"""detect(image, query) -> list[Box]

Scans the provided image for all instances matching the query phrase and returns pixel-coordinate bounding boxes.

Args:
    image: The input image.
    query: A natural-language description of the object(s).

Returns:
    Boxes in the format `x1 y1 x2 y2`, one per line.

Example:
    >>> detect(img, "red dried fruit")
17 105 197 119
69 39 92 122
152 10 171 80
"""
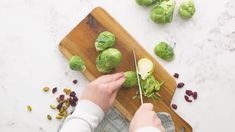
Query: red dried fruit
173 73 179 79
193 92 198 100
70 101 76 107
171 104 177 110
177 82 184 88
59 94 65 101
52 87 57 94
57 103 63 110
184 95 192 102
185 90 193 96
73 80 78 84
70 91 76 97
73 96 78 102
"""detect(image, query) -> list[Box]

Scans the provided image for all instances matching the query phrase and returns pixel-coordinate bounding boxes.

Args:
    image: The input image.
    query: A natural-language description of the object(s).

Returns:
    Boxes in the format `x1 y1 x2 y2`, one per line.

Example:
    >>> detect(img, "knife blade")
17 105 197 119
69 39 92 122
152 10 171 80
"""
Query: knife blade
132 49 144 105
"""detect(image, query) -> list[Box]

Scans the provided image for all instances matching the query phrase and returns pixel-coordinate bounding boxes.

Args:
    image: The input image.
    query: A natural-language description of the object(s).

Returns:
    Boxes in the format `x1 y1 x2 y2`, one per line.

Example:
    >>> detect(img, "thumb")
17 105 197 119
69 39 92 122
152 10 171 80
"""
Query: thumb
139 103 153 111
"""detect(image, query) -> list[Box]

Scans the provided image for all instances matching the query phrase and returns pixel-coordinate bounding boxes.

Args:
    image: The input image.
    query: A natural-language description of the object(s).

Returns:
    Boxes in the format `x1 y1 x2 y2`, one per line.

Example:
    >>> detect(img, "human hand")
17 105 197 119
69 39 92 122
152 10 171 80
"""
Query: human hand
80 72 125 112
129 103 165 132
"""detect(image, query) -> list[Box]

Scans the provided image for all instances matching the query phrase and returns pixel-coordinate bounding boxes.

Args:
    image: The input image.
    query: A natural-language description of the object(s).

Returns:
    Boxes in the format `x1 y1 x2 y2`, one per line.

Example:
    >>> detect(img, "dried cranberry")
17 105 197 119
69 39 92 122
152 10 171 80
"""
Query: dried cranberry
73 80 78 84
193 92 198 100
52 87 57 94
173 73 179 79
184 95 192 102
57 103 63 110
177 82 184 88
185 90 193 96
59 94 65 101
70 91 76 97
171 104 177 110
73 96 78 102
70 101 77 107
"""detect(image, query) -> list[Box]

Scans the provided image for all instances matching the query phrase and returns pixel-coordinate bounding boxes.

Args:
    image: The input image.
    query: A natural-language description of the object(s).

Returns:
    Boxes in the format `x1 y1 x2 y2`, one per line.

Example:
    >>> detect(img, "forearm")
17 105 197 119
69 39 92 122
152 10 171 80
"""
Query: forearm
59 100 104 132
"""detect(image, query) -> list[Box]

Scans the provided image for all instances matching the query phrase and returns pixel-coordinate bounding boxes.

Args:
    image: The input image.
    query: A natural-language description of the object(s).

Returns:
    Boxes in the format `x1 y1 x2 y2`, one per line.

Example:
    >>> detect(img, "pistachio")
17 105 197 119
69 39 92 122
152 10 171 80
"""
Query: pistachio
56 115 63 119
50 104 57 109
63 88 71 95
47 114 52 120
27 105 32 112
43 87 50 92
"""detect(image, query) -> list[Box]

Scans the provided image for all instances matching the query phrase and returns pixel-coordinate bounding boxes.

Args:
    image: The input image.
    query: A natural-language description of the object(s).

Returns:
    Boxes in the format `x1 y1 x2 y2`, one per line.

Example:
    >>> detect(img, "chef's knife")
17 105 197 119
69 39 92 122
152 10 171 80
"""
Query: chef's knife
132 49 144 105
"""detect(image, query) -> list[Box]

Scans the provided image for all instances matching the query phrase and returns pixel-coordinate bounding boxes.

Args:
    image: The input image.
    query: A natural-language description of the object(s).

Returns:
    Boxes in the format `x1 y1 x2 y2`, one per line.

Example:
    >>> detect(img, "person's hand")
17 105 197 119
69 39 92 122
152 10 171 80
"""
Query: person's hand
80 72 125 112
129 103 165 132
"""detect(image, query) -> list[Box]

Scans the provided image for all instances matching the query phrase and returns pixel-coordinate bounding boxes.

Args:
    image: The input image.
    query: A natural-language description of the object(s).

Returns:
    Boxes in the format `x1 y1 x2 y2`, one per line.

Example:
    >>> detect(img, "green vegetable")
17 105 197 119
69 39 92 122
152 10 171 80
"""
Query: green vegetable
69 56 86 72
154 42 174 61
95 31 115 52
122 71 138 88
141 75 164 98
150 0 176 24
138 58 154 80
96 48 122 73
136 0 156 6
179 0 196 19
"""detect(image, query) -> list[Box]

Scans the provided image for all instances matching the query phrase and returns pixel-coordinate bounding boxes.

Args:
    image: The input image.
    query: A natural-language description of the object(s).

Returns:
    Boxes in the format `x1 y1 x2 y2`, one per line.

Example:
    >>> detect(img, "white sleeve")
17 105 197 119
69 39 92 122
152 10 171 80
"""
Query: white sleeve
136 127 162 132
59 100 104 132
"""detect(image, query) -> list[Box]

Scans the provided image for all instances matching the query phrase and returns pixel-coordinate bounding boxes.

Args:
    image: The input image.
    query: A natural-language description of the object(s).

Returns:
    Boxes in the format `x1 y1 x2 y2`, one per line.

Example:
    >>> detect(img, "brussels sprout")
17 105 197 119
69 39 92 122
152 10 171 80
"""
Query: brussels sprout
138 58 154 80
122 71 138 88
154 42 174 61
179 0 195 19
95 31 115 52
136 0 156 6
150 0 176 24
96 48 122 73
141 75 163 97
69 56 86 72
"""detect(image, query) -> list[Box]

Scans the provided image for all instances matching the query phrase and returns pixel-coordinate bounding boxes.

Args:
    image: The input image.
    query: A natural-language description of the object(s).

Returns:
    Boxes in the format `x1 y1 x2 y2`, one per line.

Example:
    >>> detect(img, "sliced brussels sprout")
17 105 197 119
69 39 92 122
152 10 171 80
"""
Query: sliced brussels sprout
138 58 154 80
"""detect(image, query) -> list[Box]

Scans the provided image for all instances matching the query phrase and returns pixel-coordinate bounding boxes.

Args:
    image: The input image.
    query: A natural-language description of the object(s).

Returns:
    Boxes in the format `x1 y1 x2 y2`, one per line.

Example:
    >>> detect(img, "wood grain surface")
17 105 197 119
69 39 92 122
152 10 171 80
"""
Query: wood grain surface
59 7 192 132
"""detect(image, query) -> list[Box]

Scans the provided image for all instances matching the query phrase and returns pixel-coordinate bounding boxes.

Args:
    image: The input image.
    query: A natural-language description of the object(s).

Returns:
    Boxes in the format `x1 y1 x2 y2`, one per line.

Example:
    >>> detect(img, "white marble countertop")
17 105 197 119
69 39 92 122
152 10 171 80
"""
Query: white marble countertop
1 0 235 131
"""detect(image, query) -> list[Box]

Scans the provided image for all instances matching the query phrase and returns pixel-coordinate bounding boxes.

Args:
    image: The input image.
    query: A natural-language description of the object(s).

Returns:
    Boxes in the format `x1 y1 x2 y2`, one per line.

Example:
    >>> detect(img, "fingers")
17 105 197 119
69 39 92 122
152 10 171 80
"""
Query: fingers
108 76 126 92
97 72 124 83
139 103 153 111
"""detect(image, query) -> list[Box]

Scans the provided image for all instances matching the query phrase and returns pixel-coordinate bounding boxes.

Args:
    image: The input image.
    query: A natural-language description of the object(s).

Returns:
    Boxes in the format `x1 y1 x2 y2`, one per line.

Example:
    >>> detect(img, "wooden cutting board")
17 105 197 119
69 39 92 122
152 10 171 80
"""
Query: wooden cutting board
59 7 192 132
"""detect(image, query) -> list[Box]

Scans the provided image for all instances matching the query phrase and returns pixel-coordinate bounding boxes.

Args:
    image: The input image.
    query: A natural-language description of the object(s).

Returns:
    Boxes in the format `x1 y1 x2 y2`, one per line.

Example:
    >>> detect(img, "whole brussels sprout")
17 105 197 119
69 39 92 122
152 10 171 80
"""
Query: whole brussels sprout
122 71 138 88
150 0 176 24
95 31 115 52
154 42 174 61
69 56 86 72
136 0 156 6
96 48 122 73
179 0 196 19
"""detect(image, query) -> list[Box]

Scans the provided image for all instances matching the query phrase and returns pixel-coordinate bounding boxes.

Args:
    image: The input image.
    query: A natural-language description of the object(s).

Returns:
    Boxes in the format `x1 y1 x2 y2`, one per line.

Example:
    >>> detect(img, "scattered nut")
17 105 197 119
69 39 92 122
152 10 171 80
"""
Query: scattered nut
171 104 177 110
50 105 57 109
27 105 32 112
52 87 57 94
63 88 71 95
47 115 52 120
43 87 50 92
73 80 78 84
173 73 179 79
177 82 184 88
56 115 63 120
